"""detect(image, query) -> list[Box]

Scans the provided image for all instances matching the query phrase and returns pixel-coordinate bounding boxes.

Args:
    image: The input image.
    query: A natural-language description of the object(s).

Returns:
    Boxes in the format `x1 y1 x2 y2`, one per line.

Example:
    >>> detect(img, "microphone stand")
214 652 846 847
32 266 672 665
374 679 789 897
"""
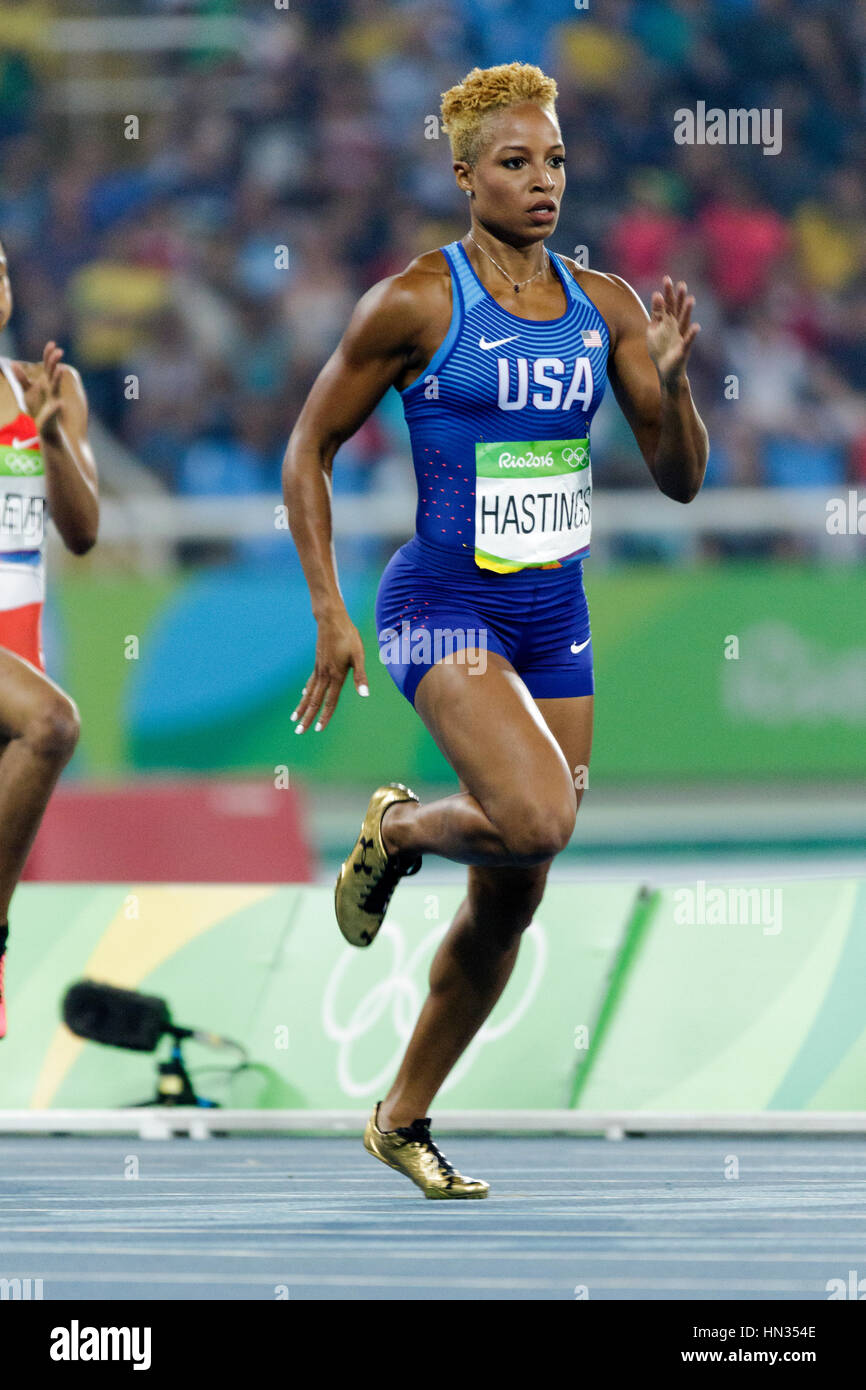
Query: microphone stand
134 1029 220 1109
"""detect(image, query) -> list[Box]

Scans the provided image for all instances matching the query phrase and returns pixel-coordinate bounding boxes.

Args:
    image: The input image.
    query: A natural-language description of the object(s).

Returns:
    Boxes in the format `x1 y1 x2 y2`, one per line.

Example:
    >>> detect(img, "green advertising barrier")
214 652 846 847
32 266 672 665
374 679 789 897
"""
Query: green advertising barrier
243 882 636 1109
53 561 866 783
2 878 865 1114
0 882 636 1111
574 877 866 1112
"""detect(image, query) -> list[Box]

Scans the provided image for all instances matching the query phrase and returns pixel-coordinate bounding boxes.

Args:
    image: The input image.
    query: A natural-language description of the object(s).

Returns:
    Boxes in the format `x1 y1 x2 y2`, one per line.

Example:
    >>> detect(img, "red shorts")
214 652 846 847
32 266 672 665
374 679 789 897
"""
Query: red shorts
0 602 45 671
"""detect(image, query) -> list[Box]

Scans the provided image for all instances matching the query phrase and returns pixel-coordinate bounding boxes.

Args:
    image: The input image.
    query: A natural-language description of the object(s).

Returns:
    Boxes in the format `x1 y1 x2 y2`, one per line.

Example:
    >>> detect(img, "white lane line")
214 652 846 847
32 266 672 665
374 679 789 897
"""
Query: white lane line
5 1207 866 1224
16 1270 828 1293
1 1175 764 1184
0 1270 575 1291
3 1225 863 1246
2 1142 861 1151
1 1188 857 1200
0 1240 861 1265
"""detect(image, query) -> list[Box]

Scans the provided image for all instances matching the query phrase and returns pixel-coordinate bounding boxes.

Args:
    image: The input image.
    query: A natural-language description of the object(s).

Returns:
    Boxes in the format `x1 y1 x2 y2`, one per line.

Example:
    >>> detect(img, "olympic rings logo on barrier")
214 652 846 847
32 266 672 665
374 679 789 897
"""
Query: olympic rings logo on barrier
321 917 548 1099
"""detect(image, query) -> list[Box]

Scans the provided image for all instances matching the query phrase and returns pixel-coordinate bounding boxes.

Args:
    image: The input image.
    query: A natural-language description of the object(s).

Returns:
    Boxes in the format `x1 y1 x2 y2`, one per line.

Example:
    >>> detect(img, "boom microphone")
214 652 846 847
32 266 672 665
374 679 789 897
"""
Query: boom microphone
63 981 171 1051
62 980 246 1057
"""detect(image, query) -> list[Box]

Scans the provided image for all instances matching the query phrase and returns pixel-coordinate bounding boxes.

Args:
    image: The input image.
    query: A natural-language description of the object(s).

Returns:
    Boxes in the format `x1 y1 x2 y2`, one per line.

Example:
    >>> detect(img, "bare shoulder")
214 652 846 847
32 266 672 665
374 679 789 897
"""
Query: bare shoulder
556 258 650 343
357 250 449 327
58 363 88 419
343 249 451 360
56 362 85 391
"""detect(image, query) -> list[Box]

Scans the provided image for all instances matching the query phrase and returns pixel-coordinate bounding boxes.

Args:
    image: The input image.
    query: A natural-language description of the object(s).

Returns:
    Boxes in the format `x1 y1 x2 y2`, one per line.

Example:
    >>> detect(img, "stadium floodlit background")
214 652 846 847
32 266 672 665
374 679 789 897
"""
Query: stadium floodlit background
2 0 866 1260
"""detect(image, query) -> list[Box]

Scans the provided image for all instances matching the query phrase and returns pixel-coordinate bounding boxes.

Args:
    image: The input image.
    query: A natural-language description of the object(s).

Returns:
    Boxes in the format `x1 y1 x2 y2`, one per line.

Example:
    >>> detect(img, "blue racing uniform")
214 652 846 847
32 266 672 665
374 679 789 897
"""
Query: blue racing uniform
376 240 610 706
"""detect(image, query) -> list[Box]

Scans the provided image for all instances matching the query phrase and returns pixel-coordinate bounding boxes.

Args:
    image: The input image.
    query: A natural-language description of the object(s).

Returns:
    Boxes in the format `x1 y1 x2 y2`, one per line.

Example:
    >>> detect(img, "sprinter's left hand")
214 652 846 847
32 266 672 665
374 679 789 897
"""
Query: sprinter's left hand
646 277 700 387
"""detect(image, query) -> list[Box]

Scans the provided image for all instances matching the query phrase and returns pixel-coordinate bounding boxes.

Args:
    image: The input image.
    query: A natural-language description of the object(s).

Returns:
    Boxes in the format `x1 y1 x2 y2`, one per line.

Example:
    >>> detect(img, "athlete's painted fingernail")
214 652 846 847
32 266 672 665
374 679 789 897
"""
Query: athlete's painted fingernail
314 721 323 732
289 709 297 721
294 723 304 734
358 684 369 696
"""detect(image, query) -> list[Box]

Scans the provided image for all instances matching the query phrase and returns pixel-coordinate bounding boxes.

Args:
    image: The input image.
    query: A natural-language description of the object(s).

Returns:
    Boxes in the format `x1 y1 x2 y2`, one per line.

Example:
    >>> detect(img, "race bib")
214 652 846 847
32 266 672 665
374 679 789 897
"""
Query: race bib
0 443 45 551
474 438 591 573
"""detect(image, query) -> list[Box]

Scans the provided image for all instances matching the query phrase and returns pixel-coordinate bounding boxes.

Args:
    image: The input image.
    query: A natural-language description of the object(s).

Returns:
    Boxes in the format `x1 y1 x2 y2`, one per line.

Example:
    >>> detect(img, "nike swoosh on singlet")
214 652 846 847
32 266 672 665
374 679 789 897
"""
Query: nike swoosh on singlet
11 436 39 450
478 335 519 350
570 638 591 654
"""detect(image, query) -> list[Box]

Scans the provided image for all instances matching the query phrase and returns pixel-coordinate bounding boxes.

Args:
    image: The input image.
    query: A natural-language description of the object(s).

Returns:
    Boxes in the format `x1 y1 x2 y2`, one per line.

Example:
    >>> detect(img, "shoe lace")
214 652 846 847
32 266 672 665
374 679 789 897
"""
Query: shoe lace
359 853 421 916
396 1118 456 1176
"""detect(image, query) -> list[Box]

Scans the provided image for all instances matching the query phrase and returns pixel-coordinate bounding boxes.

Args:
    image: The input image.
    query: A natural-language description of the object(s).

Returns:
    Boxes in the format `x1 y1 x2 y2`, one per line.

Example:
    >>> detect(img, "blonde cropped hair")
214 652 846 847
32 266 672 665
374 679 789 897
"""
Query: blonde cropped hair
440 62 559 166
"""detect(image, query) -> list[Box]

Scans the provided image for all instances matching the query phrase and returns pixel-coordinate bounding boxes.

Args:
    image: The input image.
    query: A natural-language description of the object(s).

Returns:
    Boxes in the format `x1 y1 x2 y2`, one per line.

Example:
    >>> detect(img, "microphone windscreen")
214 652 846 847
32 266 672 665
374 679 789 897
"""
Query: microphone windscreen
62 980 170 1052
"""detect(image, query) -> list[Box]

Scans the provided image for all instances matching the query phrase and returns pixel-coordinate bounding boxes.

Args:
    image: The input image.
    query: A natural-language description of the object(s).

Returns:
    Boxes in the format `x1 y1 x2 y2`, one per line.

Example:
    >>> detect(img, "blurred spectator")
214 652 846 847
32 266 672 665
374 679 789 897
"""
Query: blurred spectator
0 134 47 260
794 166 866 294
281 226 356 372
124 306 211 487
0 0 861 554
607 170 686 292
698 172 789 309
178 396 282 497
67 223 170 431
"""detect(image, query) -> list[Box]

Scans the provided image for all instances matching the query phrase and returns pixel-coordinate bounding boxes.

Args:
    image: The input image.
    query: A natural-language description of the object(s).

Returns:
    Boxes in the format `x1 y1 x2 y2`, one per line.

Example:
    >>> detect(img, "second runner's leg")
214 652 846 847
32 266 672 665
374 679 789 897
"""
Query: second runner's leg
0 649 81 1038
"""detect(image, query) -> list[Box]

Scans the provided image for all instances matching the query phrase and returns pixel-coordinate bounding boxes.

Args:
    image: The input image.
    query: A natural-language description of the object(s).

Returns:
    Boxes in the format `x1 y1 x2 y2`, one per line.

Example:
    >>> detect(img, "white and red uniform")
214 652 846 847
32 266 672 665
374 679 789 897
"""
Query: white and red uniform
0 356 46 671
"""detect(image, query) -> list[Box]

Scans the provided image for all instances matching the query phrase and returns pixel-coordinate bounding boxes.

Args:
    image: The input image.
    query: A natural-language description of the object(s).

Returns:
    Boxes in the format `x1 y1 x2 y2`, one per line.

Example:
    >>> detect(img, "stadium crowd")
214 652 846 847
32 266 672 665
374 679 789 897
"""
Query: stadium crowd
0 0 864 560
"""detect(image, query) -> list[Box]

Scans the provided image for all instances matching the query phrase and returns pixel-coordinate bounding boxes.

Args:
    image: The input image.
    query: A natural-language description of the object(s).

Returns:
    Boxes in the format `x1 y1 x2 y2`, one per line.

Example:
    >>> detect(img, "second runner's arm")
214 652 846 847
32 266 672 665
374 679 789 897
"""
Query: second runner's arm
12 344 99 554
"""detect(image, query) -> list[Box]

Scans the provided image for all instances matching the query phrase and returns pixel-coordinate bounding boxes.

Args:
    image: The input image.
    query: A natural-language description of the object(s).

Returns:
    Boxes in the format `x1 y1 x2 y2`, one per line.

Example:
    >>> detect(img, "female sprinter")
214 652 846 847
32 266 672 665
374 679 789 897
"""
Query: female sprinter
284 63 707 1198
0 237 99 1037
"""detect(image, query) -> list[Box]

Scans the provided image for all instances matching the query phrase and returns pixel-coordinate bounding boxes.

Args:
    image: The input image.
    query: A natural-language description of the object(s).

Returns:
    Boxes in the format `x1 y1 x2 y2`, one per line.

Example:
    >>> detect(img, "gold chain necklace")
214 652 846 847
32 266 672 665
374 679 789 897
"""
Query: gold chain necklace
467 233 549 294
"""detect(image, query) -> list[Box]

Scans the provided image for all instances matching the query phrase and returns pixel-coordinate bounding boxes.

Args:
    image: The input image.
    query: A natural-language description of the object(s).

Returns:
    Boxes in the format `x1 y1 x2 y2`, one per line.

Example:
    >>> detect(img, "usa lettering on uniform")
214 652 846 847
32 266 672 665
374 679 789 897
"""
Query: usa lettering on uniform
497 356 594 411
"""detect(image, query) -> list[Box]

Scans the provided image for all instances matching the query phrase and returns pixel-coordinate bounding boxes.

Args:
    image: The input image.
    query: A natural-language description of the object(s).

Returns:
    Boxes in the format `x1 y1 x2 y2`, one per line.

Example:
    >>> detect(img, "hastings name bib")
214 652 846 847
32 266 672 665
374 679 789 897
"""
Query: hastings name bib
474 438 591 573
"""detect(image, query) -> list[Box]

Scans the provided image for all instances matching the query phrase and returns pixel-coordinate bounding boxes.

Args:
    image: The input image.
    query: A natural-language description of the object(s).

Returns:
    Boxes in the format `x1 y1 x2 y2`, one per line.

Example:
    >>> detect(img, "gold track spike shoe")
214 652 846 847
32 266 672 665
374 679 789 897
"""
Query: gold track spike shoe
363 1104 490 1200
334 783 422 947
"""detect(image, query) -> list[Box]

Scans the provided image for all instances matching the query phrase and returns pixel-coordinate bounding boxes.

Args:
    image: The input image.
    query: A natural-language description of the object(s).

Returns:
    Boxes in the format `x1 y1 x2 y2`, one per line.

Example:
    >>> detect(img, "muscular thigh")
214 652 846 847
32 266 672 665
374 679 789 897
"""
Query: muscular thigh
414 649 576 829
534 694 593 808
446 686 593 804
452 688 593 899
